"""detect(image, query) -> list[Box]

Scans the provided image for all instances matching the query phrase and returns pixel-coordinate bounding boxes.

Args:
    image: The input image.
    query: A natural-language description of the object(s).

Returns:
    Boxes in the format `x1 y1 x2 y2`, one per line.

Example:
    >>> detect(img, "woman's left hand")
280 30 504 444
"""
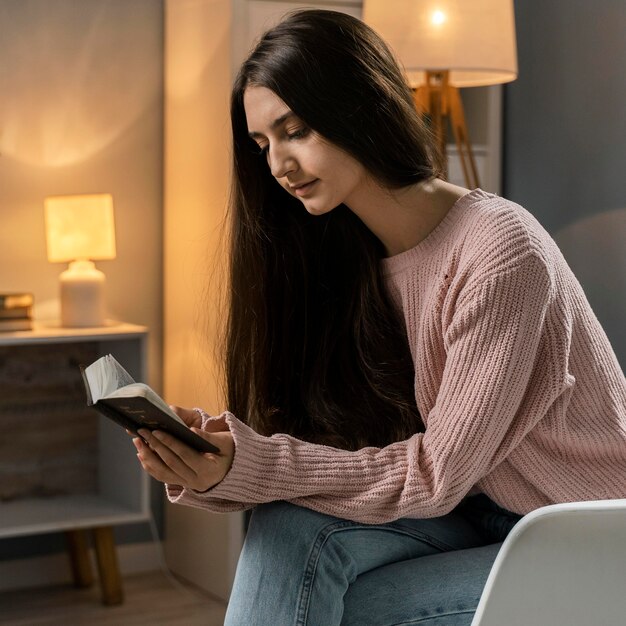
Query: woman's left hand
133 427 235 492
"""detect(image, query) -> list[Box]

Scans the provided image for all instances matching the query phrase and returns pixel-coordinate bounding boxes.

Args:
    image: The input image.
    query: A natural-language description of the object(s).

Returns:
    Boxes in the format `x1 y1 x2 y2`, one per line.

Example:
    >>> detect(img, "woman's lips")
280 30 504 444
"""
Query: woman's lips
292 179 318 197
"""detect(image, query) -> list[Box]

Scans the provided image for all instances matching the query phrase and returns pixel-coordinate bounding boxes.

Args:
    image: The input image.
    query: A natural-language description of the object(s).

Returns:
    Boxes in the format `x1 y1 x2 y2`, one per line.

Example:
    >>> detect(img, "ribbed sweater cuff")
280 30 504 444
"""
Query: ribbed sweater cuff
164 410 250 512
165 481 250 512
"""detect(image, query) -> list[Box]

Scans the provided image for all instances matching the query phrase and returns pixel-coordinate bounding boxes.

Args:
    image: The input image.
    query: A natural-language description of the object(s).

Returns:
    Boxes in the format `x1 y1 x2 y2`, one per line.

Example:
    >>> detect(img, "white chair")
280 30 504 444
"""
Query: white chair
471 499 626 626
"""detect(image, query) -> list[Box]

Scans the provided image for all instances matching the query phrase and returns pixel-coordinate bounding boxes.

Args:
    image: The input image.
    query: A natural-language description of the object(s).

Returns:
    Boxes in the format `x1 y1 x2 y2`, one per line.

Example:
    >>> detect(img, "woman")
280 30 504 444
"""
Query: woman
133 9 626 625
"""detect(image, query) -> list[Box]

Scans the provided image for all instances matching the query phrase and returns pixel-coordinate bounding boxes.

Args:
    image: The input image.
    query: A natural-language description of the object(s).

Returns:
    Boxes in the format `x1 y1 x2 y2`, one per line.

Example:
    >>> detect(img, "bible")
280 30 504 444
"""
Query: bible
80 354 220 454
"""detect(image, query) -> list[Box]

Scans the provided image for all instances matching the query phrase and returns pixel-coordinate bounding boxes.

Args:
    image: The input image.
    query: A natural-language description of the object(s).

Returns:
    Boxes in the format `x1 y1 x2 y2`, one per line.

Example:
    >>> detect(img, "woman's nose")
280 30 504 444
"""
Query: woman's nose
267 144 296 179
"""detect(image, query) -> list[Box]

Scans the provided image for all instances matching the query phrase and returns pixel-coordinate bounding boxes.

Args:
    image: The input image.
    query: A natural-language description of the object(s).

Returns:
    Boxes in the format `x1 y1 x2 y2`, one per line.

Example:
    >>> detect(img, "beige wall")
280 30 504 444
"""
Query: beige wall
0 0 164 566
163 0 243 601
0 0 164 392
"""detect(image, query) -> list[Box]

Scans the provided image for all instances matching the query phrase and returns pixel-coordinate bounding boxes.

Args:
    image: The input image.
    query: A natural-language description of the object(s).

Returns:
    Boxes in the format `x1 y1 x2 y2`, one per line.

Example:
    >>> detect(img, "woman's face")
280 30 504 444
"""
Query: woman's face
244 85 368 215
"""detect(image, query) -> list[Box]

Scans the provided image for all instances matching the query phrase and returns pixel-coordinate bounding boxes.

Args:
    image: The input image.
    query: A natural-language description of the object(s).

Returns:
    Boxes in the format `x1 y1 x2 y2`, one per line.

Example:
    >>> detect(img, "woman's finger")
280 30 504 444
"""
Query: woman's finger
134 438 187 485
137 430 199 481
140 428 207 465
169 405 202 428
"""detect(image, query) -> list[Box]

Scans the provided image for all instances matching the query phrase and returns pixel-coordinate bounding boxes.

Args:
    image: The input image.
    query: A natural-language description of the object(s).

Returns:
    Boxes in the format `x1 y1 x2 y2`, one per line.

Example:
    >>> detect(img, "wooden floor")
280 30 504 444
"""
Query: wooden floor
0 570 227 625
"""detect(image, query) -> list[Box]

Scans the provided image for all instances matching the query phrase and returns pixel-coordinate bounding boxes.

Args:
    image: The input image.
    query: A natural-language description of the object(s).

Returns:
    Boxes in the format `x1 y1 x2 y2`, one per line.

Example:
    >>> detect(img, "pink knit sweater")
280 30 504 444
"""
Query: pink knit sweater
167 190 626 523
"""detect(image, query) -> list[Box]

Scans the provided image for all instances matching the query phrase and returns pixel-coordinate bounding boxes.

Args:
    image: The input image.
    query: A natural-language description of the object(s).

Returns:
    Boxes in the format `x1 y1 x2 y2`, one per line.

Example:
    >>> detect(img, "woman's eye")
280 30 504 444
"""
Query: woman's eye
287 126 310 140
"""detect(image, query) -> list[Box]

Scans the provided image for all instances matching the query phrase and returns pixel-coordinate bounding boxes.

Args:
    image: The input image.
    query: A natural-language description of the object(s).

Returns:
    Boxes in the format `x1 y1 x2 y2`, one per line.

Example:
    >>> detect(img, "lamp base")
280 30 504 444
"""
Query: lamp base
60 260 106 327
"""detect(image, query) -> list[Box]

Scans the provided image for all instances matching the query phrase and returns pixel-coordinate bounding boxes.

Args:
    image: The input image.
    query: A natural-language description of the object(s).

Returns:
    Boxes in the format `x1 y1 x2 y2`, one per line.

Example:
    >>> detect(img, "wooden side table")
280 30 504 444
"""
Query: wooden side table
0 322 150 605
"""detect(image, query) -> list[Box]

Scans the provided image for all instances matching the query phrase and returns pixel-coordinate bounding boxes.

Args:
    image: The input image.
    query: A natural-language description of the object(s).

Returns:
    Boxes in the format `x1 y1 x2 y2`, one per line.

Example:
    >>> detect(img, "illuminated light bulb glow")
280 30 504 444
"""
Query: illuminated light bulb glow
431 10 447 26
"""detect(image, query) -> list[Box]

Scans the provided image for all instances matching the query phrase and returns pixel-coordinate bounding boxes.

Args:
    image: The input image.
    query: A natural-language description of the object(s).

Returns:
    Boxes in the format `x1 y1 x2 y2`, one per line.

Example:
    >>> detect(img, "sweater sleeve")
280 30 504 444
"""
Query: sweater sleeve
168 252 563 523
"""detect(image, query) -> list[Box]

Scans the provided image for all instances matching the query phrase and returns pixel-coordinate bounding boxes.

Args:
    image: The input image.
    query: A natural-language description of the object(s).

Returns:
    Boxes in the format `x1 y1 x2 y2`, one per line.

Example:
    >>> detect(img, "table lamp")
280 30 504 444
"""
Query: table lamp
44 194 116 327
363 0 518 188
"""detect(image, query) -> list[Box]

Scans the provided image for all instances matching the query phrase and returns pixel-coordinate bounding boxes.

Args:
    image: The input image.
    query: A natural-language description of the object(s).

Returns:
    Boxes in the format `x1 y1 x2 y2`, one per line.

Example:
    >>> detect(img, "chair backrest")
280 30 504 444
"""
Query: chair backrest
471 499 626 626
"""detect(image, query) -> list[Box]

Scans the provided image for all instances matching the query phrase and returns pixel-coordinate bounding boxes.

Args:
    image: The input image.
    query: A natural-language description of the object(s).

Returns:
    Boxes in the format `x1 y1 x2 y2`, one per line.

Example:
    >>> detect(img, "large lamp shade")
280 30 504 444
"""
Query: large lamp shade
363 0 518 87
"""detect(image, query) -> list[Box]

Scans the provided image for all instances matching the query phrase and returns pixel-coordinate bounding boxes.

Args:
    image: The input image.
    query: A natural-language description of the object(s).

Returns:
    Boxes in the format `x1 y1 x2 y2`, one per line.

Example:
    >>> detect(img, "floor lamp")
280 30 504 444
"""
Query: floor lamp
363 0 518 189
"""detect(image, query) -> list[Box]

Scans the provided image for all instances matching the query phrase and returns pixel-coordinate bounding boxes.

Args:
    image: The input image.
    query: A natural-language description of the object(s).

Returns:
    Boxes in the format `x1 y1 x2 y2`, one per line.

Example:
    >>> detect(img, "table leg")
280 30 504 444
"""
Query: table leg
93 526 124 605
65 529 94 588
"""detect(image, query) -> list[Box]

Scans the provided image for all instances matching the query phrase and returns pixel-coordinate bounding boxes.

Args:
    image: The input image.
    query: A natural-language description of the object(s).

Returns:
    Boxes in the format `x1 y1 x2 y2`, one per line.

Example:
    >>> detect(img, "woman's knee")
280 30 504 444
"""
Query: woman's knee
245 501 347 559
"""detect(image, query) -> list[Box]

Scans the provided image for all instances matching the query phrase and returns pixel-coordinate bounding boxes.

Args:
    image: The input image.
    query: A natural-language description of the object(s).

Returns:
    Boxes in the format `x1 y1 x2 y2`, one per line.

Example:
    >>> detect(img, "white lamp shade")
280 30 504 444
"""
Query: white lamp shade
363 0 518 87
45 194 116 263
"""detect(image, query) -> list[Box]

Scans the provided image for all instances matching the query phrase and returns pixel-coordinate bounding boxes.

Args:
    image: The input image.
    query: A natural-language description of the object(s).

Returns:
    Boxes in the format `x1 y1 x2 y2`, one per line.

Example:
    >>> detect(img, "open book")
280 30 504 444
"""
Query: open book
80 354 220 454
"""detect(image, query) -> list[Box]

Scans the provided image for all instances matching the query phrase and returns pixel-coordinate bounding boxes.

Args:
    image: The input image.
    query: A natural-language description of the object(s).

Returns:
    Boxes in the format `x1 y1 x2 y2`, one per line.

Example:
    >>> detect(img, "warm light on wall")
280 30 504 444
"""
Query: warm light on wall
44 194 116 327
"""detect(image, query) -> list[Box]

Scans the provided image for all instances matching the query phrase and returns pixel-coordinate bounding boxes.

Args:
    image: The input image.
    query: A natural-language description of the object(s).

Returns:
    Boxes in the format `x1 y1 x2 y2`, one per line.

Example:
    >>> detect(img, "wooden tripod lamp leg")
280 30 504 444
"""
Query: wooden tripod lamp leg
448 86 481 189
415 71 451 178
93 526 124 605
414 70 481 190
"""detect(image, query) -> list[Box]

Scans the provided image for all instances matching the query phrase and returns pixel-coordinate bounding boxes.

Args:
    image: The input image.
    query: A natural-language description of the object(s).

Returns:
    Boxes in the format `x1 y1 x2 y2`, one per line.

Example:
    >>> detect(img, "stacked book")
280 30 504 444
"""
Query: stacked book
0 293 34 332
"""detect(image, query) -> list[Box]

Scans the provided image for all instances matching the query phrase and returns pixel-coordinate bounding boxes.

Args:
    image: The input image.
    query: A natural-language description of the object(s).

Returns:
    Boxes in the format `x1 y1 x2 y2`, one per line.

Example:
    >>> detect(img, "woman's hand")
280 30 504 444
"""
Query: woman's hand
131 410 235 492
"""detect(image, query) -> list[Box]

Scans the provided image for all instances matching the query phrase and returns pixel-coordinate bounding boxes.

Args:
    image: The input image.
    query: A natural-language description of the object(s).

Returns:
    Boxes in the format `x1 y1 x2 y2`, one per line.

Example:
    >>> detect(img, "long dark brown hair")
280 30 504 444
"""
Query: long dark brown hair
224 9 441 450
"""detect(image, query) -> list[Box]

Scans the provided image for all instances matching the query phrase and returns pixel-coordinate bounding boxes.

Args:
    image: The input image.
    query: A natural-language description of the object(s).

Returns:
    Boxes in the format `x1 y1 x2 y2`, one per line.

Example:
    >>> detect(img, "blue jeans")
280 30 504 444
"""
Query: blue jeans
225 496 520 625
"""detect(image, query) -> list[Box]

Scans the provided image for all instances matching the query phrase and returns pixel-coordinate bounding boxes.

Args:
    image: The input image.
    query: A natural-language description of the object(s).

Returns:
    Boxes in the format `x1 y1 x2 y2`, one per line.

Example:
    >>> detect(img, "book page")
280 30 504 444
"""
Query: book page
84 354 135 400
85 354 135 402
107 354 135 390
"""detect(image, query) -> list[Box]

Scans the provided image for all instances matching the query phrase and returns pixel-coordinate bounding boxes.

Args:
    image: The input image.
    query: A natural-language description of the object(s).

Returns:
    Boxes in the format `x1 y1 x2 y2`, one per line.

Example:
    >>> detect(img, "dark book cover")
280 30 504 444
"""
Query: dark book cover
79 366 220 454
